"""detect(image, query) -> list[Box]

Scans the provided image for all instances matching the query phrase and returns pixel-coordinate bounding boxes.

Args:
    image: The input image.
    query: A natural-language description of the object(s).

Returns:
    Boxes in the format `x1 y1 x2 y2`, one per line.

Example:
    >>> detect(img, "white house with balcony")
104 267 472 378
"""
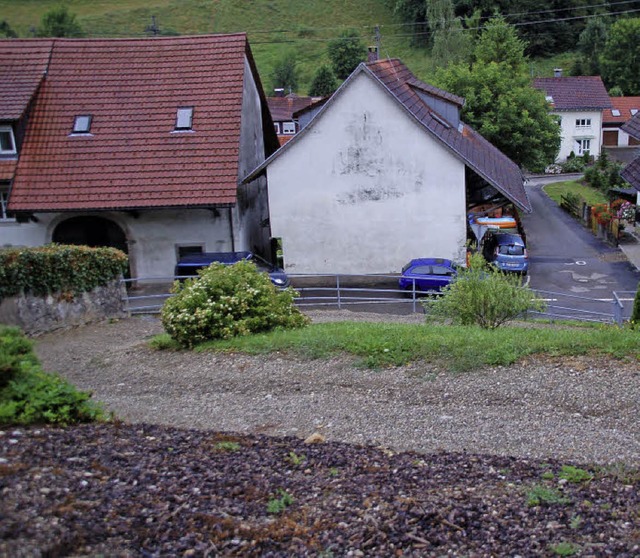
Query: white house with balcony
533 72 612 162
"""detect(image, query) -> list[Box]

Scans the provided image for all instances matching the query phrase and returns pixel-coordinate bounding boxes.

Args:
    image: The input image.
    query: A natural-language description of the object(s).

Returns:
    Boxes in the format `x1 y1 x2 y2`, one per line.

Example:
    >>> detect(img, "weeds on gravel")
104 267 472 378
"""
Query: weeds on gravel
559 465 593 484
550 541 581 556
527 485 571 506
159 321 640 371
213 441 241 452
286 451 306 466
267 489 294 514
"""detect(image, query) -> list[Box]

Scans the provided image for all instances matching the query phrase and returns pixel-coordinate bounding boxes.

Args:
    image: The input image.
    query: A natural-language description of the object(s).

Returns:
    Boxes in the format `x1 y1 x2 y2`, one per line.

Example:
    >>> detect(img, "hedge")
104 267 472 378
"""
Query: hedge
0 244 128 301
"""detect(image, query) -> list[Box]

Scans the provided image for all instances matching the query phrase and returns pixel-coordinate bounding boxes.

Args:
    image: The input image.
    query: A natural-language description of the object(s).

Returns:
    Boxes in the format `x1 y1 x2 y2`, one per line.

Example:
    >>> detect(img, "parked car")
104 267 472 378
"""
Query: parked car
399 258 458 293
174 251 290 288
482 232 529 274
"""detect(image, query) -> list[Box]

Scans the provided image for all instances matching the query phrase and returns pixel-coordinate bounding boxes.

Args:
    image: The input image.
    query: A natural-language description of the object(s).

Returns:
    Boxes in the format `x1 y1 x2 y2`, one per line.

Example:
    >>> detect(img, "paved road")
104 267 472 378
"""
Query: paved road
521 176 639 321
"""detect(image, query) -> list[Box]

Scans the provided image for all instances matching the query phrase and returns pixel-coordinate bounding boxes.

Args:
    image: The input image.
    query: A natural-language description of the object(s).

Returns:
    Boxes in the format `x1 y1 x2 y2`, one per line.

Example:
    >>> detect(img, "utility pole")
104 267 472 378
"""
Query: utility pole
375 25 381 55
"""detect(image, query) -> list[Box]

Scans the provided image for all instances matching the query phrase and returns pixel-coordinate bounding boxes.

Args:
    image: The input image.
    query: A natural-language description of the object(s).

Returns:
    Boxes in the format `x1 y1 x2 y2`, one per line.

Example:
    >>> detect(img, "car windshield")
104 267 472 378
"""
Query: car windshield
498 245 525 256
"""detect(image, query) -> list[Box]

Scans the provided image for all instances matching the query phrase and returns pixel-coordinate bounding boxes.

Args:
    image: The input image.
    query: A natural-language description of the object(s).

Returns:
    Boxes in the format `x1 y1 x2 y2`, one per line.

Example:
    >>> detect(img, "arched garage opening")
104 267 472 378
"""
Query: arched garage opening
52 216 128 254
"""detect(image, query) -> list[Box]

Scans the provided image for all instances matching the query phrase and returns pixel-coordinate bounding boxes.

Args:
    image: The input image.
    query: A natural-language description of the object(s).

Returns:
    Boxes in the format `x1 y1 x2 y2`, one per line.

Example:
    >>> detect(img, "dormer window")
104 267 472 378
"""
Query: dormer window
0 125 16 155
175 107 193 131
72 115 92 134
611 109 621 117
631 109 638 116
282 121 296 135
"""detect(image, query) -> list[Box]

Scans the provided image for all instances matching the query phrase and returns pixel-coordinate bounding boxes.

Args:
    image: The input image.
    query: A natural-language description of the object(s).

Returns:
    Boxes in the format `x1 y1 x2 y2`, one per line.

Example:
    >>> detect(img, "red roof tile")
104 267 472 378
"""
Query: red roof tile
7 34 253 212
532 76 612 111
267 94 319 121
0 39 53 121
0 159 17 181
604 97 640 124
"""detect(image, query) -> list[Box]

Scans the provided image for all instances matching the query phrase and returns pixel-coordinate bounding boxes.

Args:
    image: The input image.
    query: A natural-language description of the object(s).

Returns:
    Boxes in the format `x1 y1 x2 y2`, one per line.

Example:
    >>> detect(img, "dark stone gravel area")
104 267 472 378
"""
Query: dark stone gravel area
1 423 639 557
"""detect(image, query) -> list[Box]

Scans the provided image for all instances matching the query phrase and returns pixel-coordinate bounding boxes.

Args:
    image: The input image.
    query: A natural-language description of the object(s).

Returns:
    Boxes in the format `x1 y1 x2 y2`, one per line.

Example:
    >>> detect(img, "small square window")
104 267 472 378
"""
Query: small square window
282 121 296 134
73 115 92 134
611 109 621 117
175 107 194 130
0 126 16 154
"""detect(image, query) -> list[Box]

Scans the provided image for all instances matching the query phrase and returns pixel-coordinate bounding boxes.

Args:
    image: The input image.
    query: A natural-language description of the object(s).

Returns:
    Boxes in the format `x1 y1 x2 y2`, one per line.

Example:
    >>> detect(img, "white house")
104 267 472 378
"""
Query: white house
245 58 530 274
533 73 612 162
1 35 278 279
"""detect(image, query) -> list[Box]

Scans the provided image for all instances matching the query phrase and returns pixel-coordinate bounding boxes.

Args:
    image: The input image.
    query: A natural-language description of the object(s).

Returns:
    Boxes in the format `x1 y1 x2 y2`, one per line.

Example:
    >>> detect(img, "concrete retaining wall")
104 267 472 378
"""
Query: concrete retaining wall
0 279 128 335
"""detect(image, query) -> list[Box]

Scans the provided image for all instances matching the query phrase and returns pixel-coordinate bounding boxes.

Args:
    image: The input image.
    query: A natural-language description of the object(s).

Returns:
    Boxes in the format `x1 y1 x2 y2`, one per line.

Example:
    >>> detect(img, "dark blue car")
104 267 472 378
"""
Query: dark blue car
399 258 458 293
174 251 290 288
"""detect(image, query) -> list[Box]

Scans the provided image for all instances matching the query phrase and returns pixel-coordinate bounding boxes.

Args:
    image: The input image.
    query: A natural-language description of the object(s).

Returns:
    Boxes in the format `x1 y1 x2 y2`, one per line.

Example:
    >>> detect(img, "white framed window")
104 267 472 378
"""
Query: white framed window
274 123 281 134
631 109 638 116
282 121 296 134
576 138 591 155
72 115 92 134
575 118 591 128
175 107 194 131
0 185 14 221
0 125 16 154
611 109 621 117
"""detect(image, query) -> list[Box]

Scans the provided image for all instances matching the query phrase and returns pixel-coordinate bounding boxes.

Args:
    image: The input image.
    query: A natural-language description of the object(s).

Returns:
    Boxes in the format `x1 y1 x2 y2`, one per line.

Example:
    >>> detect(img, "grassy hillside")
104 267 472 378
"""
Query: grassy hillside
0 0 573 93
1 0 439 93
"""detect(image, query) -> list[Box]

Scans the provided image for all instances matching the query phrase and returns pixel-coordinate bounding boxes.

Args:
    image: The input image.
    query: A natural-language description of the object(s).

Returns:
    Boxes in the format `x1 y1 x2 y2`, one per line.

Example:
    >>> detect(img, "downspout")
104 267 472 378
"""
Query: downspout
228 207 235 252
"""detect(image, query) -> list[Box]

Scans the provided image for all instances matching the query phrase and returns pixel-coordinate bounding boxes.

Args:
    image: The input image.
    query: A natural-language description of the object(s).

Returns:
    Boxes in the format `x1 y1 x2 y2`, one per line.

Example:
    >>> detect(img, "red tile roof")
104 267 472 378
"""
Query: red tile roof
0 159 17 181
366 59 529 212
267 94 319 121
604 97 640 124
0 39 52 121
7 34 257 212
532 76 612 111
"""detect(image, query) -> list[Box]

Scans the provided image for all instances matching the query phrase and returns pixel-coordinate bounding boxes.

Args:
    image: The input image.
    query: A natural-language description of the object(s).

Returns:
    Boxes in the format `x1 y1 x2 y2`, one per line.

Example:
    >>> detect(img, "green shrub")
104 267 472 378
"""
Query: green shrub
0 325 104 425
561 157 585 173
0 244 128 301
161 260 309 347
631 283 640 328
423 253 546 329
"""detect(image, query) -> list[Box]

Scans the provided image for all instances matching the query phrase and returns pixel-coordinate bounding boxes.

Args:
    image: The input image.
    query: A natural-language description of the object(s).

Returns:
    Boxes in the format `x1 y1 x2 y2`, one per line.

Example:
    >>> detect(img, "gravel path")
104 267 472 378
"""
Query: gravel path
33 312 640 466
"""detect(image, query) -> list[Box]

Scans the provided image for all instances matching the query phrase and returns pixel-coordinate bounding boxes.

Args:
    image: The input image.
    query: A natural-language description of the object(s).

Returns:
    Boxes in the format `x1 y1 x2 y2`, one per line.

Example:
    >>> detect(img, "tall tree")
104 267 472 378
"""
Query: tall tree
391 0 429 46
436 17 560 172
309 65 338 97
572 17 608 76
429 0 472 68
0 20 17 38
37 6 83 38
601 17 640 95
271 53 299 93
327 29 366 80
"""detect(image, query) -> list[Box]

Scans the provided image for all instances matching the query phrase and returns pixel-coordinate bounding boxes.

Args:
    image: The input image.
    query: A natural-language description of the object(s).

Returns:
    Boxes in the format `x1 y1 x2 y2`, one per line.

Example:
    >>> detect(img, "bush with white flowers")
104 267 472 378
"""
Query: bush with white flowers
161 260 309 347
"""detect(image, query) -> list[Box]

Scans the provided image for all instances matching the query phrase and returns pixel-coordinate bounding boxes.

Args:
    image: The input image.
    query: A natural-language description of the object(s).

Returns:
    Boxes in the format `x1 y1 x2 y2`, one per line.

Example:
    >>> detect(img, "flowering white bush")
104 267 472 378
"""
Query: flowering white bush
161 260 309 347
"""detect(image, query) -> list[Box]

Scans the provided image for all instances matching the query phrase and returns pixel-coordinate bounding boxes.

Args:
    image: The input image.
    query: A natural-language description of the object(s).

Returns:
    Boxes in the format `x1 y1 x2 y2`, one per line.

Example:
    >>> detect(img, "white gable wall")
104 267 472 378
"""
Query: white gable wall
266 71 467 274
555 110 604 161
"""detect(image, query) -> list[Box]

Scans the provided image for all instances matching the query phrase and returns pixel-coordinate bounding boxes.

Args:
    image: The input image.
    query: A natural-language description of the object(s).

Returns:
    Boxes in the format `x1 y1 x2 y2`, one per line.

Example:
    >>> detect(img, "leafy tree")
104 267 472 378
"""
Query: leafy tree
391 0 429 46
37 6 84 38
272 53 299 93
436 17 560 171
309 65 337 97
601 18 640 95
428 0 472 68
0 20 17 38
328 29 366 80
572 18 607 76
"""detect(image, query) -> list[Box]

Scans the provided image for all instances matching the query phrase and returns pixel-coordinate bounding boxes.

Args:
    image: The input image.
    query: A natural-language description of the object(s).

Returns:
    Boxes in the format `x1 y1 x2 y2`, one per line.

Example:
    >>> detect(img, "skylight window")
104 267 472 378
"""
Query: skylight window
631 109 638 116
72 115 92 134
612 109 621 117
0 125 16 154
175 107 194 131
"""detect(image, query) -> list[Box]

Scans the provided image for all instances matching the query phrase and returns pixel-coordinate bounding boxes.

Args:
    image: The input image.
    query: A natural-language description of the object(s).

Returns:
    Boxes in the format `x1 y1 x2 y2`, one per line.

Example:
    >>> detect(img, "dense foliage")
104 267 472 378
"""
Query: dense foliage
161 260 309 348
423 253 545 329
0 326 103 425
327 29 367 80
436 17 560 172
601 18 640 95
271 52 299 92
37 5 84 37
309 65 338 97
0 245 128 301
583 150 626 193
632 283 640 328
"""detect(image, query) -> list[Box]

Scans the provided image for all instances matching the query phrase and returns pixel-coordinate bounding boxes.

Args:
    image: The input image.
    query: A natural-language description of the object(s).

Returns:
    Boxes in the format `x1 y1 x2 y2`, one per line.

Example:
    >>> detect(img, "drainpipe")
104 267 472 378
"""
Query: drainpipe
228 207 235 252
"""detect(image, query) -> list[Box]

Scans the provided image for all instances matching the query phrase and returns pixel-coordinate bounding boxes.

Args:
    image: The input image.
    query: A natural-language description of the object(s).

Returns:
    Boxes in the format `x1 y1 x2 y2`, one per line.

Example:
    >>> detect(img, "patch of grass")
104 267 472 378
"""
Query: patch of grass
181 321 640 372
544 180 608 207
550 541 581 556
266 489 294 514
213 441 241 452
286 451 306 466
559 465 593 484
149 333 181 351
527 485 571 507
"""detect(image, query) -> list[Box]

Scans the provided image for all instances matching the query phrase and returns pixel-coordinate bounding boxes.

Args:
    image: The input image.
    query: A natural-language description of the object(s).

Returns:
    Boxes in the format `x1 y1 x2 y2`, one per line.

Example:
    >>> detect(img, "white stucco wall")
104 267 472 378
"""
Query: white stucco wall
556 110 603 161
266 71 467 274
2 209 234 279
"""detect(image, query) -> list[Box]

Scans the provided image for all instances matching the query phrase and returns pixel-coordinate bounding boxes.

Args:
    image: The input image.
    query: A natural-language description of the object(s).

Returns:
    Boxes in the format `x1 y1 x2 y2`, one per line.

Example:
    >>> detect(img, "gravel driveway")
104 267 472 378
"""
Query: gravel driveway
34 312 640 466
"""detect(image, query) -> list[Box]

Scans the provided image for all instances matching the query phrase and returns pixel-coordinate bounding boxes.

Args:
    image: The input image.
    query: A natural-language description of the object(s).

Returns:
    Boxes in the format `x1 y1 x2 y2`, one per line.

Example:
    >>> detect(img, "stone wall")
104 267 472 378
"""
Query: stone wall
0 280 128 335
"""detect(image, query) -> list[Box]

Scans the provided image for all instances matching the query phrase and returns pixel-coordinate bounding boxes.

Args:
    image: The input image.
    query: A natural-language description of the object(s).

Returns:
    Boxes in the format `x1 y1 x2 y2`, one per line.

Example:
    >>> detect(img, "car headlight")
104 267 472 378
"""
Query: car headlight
273 278 285 285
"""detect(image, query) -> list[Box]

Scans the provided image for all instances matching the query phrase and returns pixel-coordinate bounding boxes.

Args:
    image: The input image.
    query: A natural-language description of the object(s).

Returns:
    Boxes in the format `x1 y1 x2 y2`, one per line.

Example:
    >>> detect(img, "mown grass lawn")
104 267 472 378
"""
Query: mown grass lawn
544 180 608 207
153 321 639 371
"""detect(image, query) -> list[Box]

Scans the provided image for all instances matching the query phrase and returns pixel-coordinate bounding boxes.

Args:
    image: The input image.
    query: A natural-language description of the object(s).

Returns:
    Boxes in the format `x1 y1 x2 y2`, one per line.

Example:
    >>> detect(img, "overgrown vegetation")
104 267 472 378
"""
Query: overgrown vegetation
583 150 626 194
266 489 294 514
631 284 640 328
423 253 545 329
0 245 128 301
526 485 571 507
0 326 104 425
161 260 309 348
153 319 640 371
544 180 607 207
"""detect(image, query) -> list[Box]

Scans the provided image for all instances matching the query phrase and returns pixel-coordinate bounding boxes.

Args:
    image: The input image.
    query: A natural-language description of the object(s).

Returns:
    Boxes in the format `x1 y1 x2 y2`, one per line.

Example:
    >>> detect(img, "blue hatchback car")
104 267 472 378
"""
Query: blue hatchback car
482 232 529 275
399 258 458 293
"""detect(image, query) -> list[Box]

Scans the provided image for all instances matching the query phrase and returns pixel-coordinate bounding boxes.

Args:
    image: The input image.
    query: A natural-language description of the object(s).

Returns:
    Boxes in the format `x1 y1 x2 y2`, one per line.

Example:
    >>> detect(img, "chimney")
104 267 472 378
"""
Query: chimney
553 68 563 78
274 88 285 97
367 46 378 63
